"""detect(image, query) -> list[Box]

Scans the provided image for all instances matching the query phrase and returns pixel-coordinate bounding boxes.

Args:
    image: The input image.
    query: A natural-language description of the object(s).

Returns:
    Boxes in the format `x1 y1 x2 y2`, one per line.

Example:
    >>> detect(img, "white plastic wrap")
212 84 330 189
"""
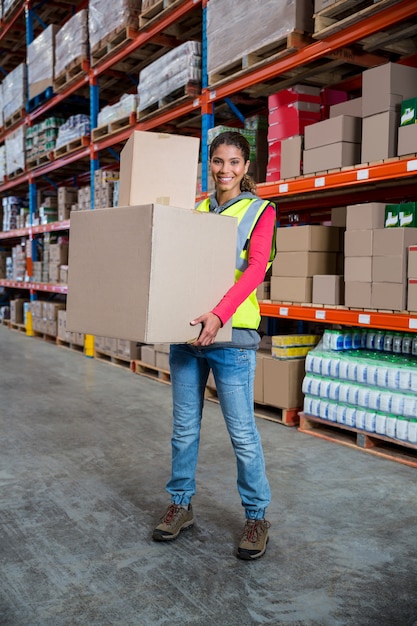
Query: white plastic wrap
88 0 141 50
5 126 25 176
3 0 16 17
55 10 89 78
27 24 58 98
0 82 3 129
97 93 138 126
207 0 314 75
55 115 90 149
0 145 6 183
138 41 201 112
3 63 27 121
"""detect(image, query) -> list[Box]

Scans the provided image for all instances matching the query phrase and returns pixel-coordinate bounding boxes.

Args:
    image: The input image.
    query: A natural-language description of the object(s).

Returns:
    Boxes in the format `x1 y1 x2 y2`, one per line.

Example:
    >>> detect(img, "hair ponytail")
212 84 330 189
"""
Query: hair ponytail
241 172 257 194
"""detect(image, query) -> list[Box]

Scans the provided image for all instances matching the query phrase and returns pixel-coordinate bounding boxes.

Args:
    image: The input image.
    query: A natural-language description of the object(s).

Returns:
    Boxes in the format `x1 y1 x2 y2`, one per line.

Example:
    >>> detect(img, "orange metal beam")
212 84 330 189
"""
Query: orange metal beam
207 0 417 101
260 302 417 334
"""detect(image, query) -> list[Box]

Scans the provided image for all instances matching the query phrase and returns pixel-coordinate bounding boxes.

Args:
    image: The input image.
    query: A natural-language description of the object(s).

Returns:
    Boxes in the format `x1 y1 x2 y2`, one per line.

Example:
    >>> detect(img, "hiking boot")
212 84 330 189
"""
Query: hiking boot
237 518 271 560
152 504 194 541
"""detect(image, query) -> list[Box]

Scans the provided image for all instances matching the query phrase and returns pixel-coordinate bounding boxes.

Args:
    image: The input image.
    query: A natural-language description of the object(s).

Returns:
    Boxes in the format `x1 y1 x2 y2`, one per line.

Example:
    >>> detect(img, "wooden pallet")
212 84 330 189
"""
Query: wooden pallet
6 168 25 181
9 322 26 333
0 319 10 328
299 413 417 469
26 153 53 171
56 337 85 354
139 0 183 29
92 113 136 142
54 135 90 158
32 330 57 344
208 31 309 88
131 359 171 384
313 0 403 39
94 349 132 369
4 108 25 130
91 25 139 67
53 57 89 94
137 81 200 120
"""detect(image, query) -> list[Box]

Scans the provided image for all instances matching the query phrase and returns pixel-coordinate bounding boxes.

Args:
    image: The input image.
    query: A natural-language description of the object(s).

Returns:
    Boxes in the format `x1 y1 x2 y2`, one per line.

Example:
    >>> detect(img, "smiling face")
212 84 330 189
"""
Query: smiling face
210 143 250 204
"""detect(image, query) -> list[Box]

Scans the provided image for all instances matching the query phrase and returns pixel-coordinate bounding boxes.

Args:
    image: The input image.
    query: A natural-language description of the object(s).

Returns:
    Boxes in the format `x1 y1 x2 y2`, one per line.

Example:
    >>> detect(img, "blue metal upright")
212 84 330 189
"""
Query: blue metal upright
89 80 100 210
200 1 214 193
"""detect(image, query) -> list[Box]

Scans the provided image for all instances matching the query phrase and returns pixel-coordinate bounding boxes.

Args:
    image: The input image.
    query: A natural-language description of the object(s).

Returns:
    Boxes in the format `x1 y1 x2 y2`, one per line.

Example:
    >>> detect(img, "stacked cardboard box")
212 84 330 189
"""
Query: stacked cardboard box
54 10 88 83
2 63 26 124
26 117 64 164
344 202 386 308
361 62 417 163
49 242 69 284
372 228 417 310
57 310 84 346
267 85 321 181
10 298 28 324
344 202 417 309
303 115 362 174
271 225 341 303
94 169 120 209
58 187 78 221
398 96 417 156
77 186 91 211
408 246 417 311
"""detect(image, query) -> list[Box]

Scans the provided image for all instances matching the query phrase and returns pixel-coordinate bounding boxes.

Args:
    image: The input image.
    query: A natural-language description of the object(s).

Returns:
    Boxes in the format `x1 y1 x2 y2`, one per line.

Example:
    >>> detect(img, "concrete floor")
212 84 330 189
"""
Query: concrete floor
1 324 417 626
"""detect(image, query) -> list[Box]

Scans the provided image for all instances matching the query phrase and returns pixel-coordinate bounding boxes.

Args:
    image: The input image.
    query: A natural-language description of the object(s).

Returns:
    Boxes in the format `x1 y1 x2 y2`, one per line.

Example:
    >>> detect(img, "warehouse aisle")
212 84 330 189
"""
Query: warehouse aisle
1 325 417 626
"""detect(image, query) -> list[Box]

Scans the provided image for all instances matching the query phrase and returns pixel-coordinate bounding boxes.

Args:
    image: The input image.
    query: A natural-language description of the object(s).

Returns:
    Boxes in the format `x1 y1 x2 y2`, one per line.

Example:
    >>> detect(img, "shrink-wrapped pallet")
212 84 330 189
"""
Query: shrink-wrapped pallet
0 145 6 183
3 0 17 17
3 63 27 123
27 24 59 100
55 10 89 78
5 126 25 176
55 114 90 150
97 93 138 126
88 0 141 51
138 41 201 112
0 82 3 129
207 0 314 77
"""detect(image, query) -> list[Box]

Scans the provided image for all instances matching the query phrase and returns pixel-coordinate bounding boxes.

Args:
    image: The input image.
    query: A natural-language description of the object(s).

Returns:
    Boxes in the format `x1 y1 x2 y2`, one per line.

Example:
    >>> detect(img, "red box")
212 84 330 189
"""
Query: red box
268 117 321 141
266 169 281 183
268 86 321 109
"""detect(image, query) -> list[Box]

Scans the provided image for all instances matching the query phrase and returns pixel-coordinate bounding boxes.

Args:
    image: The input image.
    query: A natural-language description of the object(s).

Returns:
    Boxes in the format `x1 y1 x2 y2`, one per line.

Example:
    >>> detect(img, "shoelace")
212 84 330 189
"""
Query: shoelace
161 504 182 524
242 520 271 543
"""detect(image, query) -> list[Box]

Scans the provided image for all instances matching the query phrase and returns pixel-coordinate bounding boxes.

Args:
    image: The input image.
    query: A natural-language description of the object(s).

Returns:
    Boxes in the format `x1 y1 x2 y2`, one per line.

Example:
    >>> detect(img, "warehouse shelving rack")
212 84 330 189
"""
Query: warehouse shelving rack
1 0 417 334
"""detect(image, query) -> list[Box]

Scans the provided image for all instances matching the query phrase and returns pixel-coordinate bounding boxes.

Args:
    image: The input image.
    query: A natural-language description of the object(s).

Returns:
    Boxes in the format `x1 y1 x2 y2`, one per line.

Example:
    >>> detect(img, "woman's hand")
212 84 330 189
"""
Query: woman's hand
190 312 222 347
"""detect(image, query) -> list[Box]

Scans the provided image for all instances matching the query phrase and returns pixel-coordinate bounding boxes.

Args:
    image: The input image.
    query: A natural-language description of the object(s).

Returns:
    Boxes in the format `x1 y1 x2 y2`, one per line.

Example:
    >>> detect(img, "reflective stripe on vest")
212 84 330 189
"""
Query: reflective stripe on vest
196 197 276 329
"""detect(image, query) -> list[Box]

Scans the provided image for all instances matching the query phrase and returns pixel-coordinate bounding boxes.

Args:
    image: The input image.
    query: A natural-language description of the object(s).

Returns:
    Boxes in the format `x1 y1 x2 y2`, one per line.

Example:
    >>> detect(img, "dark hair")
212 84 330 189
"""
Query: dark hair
209 131 257 194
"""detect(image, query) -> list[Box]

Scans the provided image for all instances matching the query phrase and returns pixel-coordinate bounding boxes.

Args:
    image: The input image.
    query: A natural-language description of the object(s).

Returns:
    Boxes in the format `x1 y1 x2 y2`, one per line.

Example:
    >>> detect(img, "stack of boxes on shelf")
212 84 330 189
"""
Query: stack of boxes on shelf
94 169 120 209
57 310 84 347
303 113 362 174
53 10 89 91
270 225 342 304
58 187 78 221
25 118 64 167
27 24 58 103
88 0 141 58
31 300 66 336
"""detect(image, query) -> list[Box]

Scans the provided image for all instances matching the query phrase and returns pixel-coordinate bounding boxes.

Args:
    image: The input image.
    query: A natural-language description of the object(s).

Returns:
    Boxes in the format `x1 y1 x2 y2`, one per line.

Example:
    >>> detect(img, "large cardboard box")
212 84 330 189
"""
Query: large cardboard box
312 275 344 305
344 282 372 308
344 257 372 282
303 142 361 174
408 280 417 311
362 62 417 118
254 351 269 405
329 98 363 119
118 131 200 210
276 225 340 252
280 135 303 179
361 110 400 163
272 251 337 277
304 115 362 150
344 229 374 257
372 255 407 284
346 203 386 230
373 228 417 256
398 124 417 156
263 357 305 409
408 246 417 279
270 276 312 303
371 282 406 311
67 205 237 343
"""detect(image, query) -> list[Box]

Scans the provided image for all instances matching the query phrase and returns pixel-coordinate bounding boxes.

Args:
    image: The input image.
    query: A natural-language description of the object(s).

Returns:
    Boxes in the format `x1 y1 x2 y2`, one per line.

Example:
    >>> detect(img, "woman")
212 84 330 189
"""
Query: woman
152 131 277 560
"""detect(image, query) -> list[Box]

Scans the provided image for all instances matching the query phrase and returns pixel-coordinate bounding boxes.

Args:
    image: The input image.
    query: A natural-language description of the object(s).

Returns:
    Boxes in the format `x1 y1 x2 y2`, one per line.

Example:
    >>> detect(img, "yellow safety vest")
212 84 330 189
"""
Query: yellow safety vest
196 197 276 329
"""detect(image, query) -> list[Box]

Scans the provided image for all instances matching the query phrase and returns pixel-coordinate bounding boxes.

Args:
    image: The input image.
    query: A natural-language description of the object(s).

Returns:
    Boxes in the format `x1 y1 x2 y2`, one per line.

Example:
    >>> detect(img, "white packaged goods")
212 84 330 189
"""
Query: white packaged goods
365 411 377 433
55 115 90 149
375 413 387 435
0 146 6 183
138 42 201 112
97 94 138 126
3 63 27 122
27 24 58 100
207 0 313 76
386 415 397 439
88 0 142 50
396 417 409 441
55 10 88 78
345 407 356 428
5 127 25 176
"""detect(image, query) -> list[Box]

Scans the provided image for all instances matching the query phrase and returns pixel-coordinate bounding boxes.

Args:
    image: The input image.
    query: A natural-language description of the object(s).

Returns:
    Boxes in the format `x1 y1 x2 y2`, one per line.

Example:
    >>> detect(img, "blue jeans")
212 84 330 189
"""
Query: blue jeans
166 344 271 520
